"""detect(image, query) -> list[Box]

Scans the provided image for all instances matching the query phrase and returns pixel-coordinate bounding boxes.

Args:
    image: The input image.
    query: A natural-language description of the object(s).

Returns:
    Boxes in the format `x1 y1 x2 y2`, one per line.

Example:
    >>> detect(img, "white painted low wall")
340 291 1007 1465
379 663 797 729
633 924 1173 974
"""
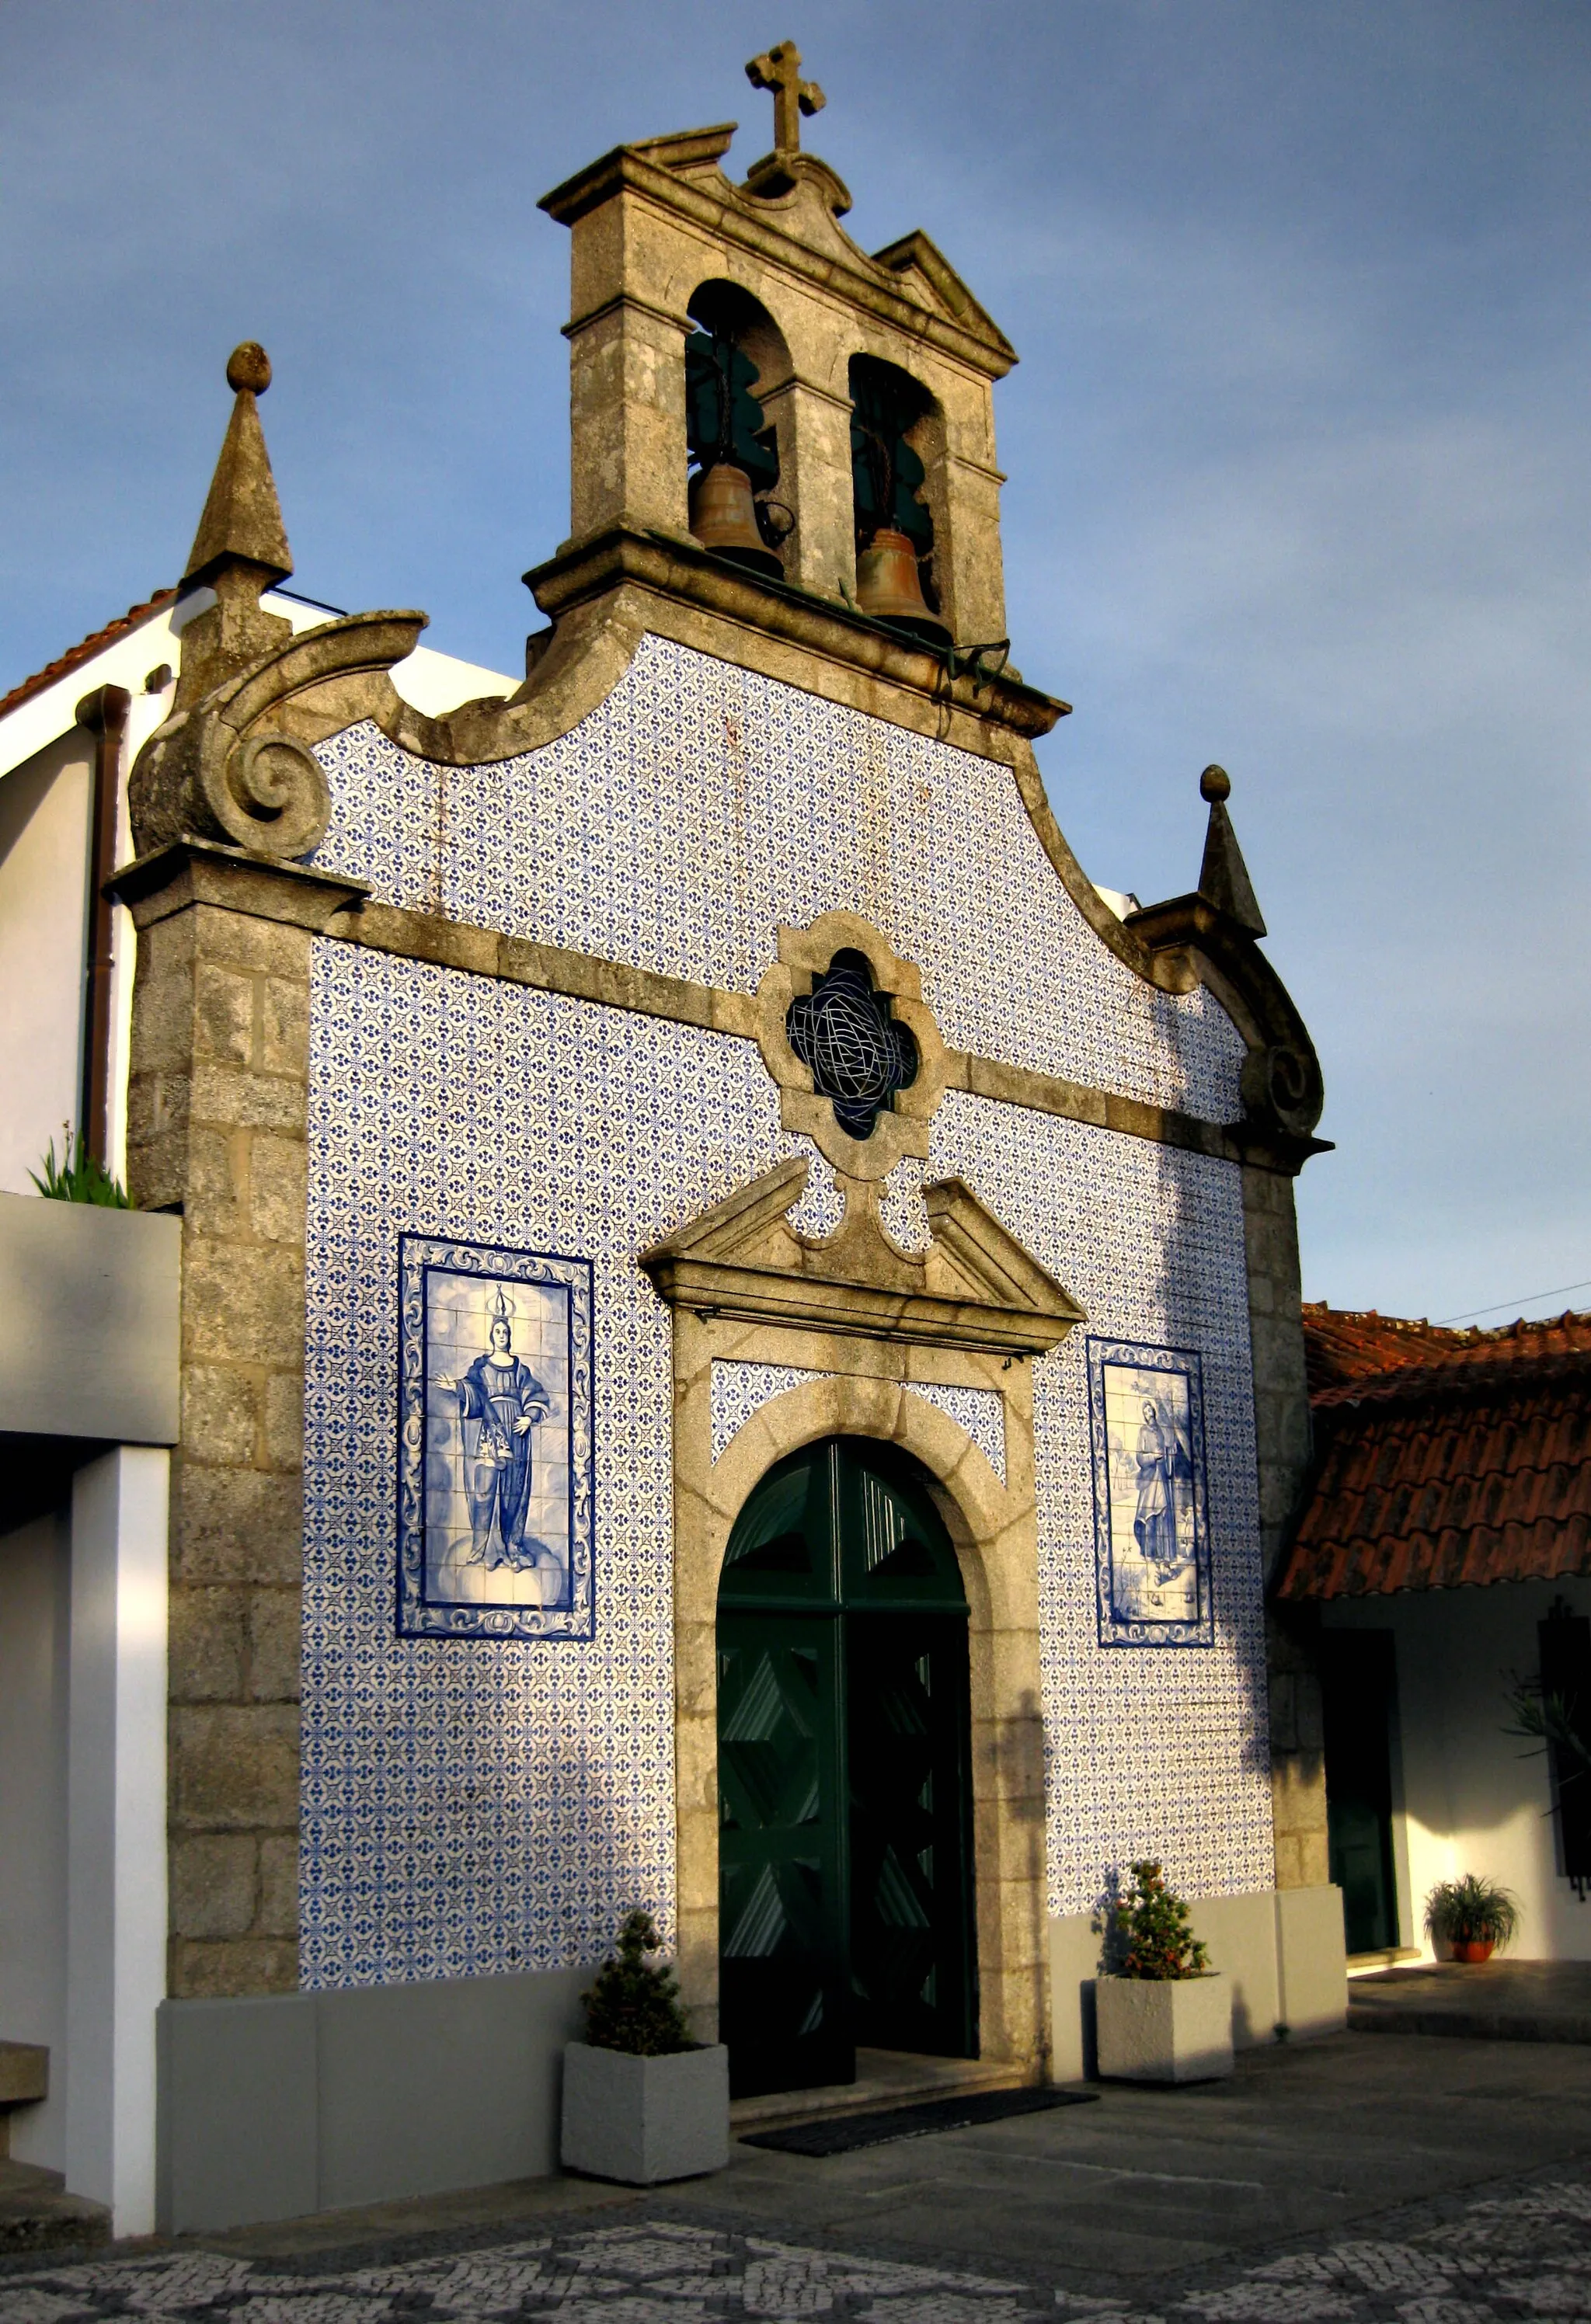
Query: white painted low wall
1324 1580 1591 1962
1049 1884 1346 2082
0 1195 179 1446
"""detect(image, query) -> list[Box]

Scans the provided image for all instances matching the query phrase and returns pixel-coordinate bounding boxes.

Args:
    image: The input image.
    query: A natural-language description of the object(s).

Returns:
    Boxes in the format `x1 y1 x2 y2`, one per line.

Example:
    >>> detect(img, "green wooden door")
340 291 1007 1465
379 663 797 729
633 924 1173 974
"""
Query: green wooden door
717 1438 975 2097
717 1614 851 2096
1321 1632 1400 1955
847 1613 976 2057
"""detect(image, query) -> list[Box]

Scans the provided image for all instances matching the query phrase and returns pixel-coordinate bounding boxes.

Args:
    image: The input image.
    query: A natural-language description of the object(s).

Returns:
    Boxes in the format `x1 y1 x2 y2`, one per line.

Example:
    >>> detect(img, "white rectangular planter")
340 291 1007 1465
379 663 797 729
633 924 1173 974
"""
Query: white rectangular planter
1095 1974 1234 2083
560 2041 729 2183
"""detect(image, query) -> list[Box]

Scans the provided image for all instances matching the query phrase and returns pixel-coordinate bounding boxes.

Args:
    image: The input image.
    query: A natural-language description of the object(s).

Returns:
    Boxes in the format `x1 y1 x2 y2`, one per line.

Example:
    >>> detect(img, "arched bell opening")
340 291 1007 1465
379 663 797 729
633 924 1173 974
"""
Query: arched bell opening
684 280 795 579
715 1434 977 2100
847 353 950 646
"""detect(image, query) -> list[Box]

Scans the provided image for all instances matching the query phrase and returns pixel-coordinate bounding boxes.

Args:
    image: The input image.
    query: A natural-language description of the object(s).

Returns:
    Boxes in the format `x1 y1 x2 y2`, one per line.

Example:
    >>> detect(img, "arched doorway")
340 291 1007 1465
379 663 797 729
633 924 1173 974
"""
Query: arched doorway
716 1435 977 2099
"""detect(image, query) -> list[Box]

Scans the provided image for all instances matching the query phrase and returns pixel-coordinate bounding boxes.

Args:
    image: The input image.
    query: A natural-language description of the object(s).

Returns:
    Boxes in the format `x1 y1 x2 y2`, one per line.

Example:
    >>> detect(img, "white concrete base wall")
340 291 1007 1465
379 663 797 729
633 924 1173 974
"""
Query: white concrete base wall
1324 1581 1591 1962
64 1449 169 2234
1050 1884 1346 2082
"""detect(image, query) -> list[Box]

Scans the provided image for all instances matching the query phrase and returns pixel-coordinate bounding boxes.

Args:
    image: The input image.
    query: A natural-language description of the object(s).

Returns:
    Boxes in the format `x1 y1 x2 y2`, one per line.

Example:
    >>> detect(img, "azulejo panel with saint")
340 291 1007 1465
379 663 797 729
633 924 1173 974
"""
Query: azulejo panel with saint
1088 1337 1213 1648
398 1233 595 1640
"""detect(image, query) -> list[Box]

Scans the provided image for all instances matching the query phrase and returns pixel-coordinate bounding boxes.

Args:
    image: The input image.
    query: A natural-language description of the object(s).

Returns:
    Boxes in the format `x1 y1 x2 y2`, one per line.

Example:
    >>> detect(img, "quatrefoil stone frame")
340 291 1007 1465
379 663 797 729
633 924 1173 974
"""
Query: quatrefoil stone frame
754 909 951 1181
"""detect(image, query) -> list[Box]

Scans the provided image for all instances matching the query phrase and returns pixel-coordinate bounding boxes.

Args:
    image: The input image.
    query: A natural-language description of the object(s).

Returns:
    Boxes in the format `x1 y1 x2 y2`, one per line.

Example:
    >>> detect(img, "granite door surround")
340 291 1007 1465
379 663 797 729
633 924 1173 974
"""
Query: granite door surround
644 1155 1084 2079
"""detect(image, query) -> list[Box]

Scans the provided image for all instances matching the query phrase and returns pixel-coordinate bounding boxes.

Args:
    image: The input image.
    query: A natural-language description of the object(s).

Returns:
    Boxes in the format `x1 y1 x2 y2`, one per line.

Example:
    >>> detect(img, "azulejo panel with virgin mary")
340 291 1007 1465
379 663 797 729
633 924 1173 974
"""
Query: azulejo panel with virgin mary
398 1233 595 1639
1087 1336 1213 1647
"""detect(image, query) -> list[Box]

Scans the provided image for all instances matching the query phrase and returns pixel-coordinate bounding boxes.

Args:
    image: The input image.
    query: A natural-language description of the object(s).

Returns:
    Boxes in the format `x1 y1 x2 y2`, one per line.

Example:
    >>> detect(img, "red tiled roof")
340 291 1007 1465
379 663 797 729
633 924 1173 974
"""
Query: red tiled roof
1277 1307 1591 1599
1300 1299 1591 1396
0 589 177 726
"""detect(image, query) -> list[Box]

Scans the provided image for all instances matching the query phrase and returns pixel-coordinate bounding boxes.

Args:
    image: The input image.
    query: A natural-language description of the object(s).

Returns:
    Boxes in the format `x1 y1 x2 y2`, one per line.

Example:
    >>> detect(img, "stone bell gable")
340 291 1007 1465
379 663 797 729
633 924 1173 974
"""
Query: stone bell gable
537 70 1014 638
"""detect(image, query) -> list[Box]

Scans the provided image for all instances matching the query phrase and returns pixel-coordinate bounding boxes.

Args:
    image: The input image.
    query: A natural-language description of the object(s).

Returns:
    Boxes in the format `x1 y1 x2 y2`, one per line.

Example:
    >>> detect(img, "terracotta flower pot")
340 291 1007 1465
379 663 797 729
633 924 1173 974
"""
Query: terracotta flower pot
1449 1939 1495 1963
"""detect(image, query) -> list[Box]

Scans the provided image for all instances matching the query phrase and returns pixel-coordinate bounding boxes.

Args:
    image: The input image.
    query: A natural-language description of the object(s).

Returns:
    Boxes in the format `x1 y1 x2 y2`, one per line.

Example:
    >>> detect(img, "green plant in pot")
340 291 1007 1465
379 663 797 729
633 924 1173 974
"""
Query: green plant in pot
1093 1863 1231 2083
580 1909 694 2055
1101 1860 1212 1980
561 1910 728 2185
1423 1874 1520 1963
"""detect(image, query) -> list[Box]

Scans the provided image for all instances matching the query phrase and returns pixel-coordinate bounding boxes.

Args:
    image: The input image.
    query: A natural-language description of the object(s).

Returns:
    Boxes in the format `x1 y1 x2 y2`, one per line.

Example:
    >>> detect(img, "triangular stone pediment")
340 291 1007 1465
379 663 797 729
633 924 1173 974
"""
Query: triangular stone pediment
639 1159 1084 1357
869 231 1016 364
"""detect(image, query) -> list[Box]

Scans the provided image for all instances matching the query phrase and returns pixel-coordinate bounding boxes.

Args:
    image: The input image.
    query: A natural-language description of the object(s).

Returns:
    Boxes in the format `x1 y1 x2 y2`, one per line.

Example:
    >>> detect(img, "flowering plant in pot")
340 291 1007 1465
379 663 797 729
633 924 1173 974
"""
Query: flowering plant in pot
560 1910 729 2184
1093 1862 1232 2083
1423 1874 1520 1964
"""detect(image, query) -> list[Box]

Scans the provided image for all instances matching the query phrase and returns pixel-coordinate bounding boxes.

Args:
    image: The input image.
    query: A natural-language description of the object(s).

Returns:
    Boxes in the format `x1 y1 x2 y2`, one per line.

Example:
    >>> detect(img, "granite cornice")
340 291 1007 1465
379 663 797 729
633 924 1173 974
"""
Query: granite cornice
1006 756 1196 999
316 894 1313 1167
561 287 696 343
524 528 1066 743
539 144 1015 377
111 837 369 934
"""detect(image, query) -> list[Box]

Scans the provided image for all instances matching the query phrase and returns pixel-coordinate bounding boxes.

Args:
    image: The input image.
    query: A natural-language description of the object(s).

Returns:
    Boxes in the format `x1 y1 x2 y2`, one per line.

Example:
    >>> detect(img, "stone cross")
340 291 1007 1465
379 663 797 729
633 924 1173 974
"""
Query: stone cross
745 40 826 154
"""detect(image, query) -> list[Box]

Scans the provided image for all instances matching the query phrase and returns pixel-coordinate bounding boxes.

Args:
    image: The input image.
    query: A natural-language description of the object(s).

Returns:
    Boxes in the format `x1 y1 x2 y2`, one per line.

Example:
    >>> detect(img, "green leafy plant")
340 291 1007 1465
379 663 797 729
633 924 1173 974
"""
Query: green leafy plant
1098 1860 1211 1981
1423 1873 1520 1949
1505 1681 1591 1786
30 1129 131 1207
581 1910 695 2056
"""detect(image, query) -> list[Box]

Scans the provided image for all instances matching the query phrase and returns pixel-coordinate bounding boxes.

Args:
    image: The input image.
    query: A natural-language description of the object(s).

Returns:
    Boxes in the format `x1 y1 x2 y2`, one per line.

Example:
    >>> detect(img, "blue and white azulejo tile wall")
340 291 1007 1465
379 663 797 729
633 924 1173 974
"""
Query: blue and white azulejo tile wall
311 636 1246 1123
301 952 814 1989
708 1359 1008 1482
299 636 1271 1991
925 1095 1272 1913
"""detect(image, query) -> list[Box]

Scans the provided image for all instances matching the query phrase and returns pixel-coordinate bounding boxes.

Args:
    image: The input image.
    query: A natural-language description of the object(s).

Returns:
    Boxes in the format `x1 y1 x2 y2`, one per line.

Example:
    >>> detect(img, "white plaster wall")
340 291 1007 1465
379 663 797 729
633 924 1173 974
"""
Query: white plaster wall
1324 1576 1591 1962
0 1509 71 2169
0 590 514 1190
0 732 92 1194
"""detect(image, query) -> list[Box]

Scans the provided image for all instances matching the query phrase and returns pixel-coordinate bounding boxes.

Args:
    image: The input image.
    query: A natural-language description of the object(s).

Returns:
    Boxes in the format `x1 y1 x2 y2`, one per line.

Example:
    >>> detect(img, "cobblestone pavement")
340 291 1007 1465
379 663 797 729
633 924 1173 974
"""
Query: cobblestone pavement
3 2176 1591 2323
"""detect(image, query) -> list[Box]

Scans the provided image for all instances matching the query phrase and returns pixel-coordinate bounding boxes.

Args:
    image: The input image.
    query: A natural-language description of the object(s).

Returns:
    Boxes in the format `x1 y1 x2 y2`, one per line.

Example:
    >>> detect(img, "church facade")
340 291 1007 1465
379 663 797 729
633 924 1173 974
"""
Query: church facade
2 50 1342 2233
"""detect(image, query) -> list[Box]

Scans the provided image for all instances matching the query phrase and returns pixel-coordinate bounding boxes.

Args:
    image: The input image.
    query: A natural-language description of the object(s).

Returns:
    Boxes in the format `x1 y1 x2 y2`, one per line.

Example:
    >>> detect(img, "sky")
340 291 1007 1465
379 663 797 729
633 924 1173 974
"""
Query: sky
4 2 1589 1327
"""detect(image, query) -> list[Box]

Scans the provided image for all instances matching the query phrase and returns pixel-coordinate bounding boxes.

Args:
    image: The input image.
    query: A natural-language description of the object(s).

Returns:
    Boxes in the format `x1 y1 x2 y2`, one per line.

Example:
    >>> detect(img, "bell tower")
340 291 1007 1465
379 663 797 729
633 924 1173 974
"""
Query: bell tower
537 42 1019 649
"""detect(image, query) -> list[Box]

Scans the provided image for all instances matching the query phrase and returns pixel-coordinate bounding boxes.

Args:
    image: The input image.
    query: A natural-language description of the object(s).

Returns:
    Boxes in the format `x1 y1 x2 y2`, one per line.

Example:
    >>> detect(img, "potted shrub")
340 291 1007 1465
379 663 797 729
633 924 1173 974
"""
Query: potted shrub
560 1910 729 2183
1094 1861 1233 2083
1423 1874 1520 1963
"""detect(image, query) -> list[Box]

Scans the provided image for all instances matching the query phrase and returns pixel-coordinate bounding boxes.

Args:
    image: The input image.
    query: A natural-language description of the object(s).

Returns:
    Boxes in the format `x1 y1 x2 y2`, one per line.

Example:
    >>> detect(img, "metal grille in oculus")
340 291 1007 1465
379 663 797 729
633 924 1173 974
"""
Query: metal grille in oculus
785 952 917 1138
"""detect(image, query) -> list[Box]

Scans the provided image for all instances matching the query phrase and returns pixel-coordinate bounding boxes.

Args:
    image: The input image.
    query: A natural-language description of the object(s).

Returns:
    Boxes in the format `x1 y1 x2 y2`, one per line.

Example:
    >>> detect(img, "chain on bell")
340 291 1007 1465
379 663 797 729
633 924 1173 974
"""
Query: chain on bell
688 463 783 579
853 527 950 645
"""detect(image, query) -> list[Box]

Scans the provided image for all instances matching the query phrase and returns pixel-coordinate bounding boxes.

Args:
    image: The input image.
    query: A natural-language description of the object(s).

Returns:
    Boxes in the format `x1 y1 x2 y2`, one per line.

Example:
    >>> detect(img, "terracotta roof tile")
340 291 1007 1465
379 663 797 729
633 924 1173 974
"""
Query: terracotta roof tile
1300 1299 1591 1395
1279 1314 1591 1601
0 589 177 726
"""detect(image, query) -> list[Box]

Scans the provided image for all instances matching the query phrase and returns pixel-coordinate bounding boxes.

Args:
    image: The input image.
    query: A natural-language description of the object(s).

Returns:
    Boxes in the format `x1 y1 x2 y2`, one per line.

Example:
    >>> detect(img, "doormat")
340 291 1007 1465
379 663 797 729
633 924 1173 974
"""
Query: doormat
740 2083 1099 2156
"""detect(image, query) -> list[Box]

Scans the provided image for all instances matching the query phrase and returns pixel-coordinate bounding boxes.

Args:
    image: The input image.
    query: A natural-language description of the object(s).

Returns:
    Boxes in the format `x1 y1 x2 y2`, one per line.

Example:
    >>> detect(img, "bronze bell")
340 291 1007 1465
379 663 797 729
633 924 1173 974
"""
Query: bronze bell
688 462 783 579
854 527 950 645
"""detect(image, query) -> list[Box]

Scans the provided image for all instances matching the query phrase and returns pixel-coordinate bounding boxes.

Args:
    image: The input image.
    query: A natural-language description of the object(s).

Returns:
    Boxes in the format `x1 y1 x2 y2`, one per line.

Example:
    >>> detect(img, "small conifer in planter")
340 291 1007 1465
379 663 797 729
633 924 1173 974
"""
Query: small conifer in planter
580 1910 694 2054
561 1909 728 2184
1094 1861 1231 2082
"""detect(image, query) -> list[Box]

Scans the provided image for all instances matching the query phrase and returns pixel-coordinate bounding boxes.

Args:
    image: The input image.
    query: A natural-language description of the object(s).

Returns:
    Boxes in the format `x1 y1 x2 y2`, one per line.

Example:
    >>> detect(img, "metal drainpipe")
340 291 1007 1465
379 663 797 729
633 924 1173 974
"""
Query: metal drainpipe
73 682 131 1170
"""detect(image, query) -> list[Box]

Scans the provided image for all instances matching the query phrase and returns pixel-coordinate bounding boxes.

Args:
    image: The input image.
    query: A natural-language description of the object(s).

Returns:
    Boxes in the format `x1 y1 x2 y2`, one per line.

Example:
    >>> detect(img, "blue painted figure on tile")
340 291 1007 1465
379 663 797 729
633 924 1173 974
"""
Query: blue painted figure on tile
1133 1397 1192 1575
1089 1344 1211 1643
437 1288 551 1569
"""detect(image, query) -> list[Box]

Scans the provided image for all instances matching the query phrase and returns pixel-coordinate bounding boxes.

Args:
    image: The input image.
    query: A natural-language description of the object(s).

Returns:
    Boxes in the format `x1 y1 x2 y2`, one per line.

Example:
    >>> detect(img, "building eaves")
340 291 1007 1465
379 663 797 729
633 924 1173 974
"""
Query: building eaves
1277 1342 1591 1601
1300 1299 1591 1397
0 589 177 727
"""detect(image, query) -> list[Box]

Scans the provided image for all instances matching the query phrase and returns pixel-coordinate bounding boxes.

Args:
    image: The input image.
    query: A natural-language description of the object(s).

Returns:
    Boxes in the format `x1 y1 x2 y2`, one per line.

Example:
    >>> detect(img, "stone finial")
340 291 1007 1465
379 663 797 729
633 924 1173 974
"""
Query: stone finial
745 40 825 152
1196 765 1266 938
183 342 293 588
174 343 296 711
